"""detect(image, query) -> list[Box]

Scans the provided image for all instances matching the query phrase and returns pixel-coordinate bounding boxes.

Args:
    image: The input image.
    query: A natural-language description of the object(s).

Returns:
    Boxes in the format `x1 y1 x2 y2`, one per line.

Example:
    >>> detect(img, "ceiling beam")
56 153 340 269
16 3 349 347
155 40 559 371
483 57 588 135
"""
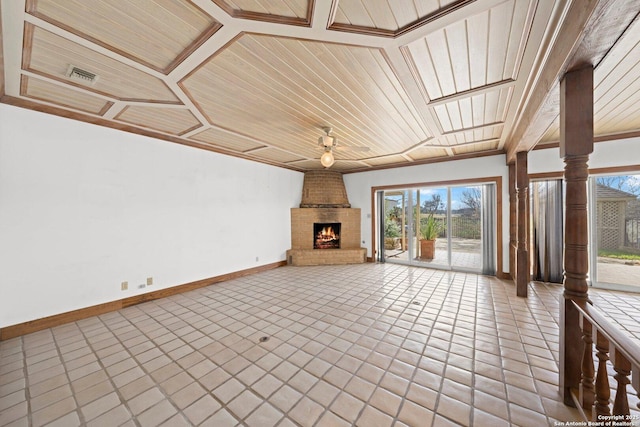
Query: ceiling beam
428 79 515 107
441 122 503 136
506 0 640 163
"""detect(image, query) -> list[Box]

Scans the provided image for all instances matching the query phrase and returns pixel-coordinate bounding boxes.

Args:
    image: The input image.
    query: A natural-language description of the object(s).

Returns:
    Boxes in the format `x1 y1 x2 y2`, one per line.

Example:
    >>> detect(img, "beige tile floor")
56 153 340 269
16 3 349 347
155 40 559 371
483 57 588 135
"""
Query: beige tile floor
0 263 638 427
590 288 640 346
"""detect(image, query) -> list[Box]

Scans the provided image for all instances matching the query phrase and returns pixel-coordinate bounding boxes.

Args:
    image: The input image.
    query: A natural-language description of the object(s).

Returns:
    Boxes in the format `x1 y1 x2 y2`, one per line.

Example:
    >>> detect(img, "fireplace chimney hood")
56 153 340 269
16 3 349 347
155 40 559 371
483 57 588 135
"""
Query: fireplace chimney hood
299 171 350 208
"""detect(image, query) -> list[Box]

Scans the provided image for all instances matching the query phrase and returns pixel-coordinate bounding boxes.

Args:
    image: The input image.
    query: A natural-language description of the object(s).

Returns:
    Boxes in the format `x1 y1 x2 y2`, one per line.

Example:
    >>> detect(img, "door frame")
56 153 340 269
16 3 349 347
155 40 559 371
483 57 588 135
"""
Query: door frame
371 176 503 274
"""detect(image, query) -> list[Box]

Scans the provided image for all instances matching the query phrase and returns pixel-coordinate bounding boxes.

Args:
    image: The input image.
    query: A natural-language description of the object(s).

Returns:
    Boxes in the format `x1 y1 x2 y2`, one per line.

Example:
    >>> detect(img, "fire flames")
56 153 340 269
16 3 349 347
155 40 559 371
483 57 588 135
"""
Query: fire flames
316 226 339 242
314 225 340 249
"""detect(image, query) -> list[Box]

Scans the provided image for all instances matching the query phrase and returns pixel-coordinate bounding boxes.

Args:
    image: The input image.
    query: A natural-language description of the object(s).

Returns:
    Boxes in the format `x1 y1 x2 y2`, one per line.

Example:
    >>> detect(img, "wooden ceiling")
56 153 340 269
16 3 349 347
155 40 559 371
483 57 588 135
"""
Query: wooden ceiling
1 0 638 172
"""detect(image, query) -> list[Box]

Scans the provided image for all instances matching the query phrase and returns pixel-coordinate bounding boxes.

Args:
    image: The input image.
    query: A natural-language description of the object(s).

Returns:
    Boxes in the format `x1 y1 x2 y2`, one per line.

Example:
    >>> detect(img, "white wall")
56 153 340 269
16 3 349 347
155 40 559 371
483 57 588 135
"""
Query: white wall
0 104 303 327
343 155 510 275
529 136 640 174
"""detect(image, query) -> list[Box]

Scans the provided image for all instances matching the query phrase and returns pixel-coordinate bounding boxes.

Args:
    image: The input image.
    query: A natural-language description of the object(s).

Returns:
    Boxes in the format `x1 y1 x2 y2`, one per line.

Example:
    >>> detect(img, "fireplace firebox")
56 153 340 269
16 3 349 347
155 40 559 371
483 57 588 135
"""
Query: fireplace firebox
314 223 340 249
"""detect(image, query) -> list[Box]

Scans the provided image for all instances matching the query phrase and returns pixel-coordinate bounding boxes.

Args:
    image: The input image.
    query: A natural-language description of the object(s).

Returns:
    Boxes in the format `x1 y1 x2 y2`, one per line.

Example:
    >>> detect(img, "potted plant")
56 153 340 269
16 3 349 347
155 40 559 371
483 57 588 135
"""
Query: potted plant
419 214 442 260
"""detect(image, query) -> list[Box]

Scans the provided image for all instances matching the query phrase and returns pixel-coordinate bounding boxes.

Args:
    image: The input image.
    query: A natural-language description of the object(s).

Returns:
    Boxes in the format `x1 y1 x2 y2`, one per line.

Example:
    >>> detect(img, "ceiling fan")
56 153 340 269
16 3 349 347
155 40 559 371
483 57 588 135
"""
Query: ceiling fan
317 127 370 168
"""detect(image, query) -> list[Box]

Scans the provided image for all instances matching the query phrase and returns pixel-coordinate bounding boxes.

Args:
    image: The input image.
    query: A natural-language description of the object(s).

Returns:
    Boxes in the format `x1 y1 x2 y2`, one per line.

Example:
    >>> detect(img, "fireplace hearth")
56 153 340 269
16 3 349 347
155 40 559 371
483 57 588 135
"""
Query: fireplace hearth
314 223 340 249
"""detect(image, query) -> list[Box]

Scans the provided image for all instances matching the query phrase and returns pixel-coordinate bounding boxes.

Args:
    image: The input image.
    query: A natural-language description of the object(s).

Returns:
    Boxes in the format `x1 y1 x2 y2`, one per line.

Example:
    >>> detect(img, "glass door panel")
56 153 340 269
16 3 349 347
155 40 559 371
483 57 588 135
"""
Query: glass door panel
415 187 449 268
382 191 406 262
590 174 640 292
450 186 482 270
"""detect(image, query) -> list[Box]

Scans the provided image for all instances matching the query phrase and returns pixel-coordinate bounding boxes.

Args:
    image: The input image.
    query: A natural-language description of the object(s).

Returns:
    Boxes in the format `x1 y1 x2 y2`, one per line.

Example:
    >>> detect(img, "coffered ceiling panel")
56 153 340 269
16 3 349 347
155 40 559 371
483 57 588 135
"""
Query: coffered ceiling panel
212 0 311 23
441 126 502 147
330 0 465 35
27 0 220 73
2 0 638 172
432 88 512 133
407 146 449 161
404 0 528 100
190 128 266 152
246 147 305 163
181 33 430 159
286 158 368 171
116 106 201 135
365 154 411 167
289 159 325 170
593 15 640 138
21 75 112 115
24 25 180 103
332 0 409 31
321 160 369 171
452 140 498 155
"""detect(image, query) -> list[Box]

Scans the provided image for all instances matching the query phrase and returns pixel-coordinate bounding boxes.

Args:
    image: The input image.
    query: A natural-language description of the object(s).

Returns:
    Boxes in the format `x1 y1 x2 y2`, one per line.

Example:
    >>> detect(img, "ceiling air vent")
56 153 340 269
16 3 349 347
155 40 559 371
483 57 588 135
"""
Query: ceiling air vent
66 65 99 85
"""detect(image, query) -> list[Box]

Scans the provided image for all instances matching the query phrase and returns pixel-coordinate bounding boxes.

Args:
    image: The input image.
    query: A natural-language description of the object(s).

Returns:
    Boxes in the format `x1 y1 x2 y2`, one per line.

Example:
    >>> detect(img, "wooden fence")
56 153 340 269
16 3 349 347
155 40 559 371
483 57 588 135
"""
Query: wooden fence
432 215 481 240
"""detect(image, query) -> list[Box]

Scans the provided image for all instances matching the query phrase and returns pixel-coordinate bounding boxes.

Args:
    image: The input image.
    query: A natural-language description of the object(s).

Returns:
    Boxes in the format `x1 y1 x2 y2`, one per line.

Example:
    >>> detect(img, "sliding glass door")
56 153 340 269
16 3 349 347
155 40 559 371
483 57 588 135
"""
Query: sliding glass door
589 173 640 292
378 183 495 274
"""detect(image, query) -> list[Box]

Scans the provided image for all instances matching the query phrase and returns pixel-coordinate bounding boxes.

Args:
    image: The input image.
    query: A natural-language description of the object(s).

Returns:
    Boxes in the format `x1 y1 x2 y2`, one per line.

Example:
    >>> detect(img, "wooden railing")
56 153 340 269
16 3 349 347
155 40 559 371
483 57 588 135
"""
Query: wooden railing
572 300 640 423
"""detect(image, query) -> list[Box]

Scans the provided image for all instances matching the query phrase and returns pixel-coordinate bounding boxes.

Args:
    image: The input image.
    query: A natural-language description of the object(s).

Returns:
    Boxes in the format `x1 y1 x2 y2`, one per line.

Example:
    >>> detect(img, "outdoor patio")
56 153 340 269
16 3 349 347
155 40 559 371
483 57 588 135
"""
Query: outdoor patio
384 238 482 271
597 257 640 290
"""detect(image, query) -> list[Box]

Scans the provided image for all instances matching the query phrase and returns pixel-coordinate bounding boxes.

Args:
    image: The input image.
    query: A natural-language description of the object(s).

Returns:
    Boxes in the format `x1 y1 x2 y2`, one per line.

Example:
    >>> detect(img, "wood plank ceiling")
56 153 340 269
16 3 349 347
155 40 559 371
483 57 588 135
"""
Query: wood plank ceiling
1 0 639 172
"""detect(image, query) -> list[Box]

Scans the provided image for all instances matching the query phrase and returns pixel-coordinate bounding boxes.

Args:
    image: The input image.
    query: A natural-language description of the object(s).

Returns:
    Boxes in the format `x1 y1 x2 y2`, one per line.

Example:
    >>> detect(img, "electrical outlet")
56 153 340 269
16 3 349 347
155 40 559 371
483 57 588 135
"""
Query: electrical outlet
256 256 259 262
138 284 146 289
146 277 153 286
121 281 128 291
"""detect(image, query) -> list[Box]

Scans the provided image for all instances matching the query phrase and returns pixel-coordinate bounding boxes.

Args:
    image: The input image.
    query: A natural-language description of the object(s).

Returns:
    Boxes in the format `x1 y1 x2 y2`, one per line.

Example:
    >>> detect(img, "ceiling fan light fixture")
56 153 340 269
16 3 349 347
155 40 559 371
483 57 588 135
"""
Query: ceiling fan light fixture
320 149 335 168
318 134 336 147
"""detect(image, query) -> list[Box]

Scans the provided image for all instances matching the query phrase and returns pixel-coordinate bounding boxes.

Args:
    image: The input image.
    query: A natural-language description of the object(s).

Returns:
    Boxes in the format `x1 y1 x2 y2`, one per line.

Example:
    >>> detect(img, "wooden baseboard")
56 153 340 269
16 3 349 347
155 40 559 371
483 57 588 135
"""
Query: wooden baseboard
0 261 287 341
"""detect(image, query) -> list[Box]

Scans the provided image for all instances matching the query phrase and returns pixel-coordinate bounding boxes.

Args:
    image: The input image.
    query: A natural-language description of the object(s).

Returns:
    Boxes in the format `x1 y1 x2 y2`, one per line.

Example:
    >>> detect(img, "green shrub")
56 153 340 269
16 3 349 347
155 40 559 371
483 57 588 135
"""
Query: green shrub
385 219 401 238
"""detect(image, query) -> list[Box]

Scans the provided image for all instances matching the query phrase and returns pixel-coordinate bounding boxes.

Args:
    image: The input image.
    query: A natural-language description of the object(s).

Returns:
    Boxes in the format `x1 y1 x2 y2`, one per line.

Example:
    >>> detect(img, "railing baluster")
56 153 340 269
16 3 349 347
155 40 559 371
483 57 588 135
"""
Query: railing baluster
580 316 595 410
569 301 640 420
611 348 631 416
594 330 611 418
